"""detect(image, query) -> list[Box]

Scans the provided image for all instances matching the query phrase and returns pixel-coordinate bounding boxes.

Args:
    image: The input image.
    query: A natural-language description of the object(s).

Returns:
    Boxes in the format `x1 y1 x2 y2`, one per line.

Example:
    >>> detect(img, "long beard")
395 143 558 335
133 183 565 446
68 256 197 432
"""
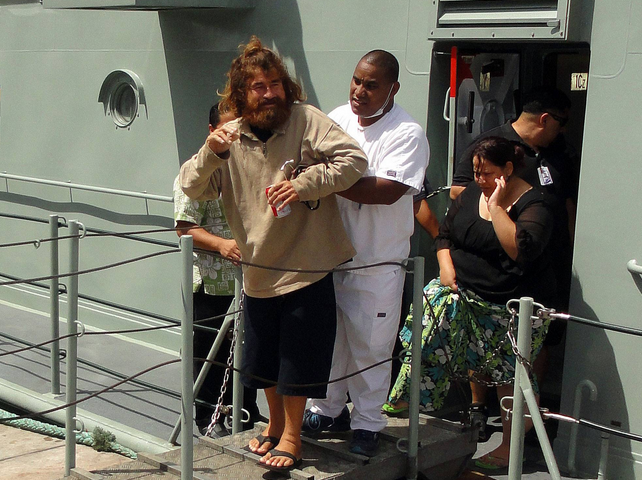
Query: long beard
244 97 290 131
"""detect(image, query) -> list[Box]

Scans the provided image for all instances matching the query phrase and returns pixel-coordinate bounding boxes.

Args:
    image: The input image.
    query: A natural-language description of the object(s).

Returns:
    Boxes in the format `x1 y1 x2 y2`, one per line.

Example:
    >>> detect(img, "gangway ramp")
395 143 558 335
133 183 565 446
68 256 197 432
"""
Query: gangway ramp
67 416 476 480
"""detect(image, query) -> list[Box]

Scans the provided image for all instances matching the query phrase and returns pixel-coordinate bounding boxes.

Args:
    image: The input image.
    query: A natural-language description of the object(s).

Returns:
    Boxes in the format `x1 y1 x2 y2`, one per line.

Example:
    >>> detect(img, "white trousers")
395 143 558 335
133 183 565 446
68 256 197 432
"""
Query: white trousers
310 269 404 432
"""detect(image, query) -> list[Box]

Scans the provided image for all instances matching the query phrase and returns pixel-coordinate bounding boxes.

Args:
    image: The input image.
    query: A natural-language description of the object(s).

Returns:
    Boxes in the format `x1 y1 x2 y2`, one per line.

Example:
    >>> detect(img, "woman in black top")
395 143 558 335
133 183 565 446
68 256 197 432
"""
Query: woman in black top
385 137 555 469
438 137 555 305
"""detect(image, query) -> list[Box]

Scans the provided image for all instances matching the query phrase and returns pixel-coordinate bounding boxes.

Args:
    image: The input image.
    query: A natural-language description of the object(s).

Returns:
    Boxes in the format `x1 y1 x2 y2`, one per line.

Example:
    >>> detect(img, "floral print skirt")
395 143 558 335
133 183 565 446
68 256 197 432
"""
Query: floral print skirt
388 278 550 411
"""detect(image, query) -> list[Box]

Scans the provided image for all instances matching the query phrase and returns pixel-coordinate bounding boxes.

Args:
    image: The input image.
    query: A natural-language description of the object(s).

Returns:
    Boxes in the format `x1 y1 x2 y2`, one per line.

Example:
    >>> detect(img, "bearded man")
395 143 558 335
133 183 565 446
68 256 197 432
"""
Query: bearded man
180 37 367 472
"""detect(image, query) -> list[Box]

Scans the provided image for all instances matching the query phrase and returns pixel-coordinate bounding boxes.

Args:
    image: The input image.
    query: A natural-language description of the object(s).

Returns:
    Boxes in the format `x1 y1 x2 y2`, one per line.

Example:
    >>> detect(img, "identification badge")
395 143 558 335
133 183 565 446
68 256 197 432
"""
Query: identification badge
537 166 553 186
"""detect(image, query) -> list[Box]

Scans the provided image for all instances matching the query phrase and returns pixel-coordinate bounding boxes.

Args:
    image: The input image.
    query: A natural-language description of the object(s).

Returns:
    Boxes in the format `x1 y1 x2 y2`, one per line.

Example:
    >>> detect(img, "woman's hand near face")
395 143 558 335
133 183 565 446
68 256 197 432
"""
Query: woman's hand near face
487 175 519 261
487 175 507 209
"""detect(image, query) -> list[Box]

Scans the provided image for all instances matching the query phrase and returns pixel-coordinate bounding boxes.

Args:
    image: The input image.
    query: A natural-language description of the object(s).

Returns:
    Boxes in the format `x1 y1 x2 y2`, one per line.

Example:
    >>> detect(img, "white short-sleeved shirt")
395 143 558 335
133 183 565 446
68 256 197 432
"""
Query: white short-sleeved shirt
329 103 430 274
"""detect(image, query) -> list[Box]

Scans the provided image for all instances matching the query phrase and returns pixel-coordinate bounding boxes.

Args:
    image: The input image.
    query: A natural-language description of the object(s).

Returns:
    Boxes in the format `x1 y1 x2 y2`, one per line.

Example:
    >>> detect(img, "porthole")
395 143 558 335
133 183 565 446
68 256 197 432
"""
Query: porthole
98 70 146 129
110 83 138 127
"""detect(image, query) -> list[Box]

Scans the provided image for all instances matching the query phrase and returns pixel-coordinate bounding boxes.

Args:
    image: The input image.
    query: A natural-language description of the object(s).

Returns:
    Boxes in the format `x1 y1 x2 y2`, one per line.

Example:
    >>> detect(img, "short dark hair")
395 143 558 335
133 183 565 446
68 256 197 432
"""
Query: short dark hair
361 50 399 84
471 136 525 170
219 36 306 117
209 103 220 127
522 87 571 116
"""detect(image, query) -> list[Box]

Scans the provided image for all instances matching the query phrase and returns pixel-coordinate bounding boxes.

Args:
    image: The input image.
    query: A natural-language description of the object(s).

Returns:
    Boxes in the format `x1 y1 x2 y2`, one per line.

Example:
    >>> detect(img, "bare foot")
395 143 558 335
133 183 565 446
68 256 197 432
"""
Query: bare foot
248 427 282 455
382 399 409 414
260 438 301 468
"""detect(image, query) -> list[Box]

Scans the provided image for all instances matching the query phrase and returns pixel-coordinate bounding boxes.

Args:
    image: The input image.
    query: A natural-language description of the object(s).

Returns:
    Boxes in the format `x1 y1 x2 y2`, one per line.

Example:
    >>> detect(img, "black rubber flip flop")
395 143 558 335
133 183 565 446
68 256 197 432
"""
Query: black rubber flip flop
262 449 303 472
246 434 280 453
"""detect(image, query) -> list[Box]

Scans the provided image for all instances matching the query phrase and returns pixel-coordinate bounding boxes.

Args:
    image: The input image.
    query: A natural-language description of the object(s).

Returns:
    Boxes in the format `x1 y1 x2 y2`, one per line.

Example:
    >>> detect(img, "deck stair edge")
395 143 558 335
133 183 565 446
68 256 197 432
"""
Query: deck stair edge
66 415 476 480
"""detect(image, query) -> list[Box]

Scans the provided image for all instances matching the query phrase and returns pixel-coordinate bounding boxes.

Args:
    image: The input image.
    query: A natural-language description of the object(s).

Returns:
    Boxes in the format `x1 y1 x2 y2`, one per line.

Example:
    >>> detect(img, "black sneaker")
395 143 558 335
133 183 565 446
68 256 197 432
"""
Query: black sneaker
469 404 489 443
350 429 379 457
302 405 351 432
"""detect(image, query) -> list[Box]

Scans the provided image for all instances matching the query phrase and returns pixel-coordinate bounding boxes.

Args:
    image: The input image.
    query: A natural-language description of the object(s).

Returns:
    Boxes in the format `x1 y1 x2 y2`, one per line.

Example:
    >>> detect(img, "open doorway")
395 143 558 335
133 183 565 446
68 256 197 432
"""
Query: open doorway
424 40 590 431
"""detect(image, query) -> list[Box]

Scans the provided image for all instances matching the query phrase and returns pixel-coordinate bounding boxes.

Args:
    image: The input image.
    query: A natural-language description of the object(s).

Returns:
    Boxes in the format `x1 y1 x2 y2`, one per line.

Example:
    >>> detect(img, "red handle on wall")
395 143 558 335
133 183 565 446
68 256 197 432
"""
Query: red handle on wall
450 46 458 97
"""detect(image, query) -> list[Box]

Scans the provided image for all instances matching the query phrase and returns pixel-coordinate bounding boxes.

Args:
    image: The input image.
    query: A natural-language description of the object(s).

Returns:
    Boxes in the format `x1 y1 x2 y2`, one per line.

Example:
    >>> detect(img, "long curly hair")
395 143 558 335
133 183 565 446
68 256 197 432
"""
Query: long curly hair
219 36 306 117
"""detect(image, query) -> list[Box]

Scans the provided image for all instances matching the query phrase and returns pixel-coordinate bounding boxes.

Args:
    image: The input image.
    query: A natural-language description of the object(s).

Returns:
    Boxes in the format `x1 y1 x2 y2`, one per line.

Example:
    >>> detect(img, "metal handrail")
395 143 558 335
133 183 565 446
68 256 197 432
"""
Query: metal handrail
627 259 642 275
1 172 172 203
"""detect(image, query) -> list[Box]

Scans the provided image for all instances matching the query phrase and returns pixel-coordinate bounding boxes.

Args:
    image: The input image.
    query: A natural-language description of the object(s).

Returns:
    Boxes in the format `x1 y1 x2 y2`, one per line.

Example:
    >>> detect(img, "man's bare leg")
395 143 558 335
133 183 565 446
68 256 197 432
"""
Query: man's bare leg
260 395 306 467
248 386 284 455
470 371 488 405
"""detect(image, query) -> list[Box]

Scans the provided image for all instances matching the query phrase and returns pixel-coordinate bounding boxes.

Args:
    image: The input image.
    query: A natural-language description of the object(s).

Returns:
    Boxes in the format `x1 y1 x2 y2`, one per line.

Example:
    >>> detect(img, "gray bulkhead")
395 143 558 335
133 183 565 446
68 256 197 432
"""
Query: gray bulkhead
1 0 641 477
554 0 642 478
0 2 434 348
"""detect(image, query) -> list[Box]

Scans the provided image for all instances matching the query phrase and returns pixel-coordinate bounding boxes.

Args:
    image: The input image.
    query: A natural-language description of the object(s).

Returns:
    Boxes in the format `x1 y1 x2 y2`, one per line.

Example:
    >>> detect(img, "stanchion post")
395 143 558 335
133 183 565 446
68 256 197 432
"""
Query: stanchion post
232 267 244 434
180 235 194 480
49 214 61 395
64 220 80 477
521 384 562 479
406 256 424 480
508 297 533 480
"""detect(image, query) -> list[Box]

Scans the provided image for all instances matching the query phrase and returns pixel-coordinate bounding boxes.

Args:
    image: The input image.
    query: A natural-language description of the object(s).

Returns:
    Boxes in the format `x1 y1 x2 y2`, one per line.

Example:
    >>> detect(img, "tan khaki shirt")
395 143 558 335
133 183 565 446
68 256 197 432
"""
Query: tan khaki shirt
180 103 367 298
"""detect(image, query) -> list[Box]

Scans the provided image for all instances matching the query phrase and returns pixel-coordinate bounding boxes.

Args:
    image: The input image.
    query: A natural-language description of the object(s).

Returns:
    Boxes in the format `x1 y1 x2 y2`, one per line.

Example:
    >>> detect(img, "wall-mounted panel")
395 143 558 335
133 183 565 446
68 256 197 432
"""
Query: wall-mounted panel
427 0 583 41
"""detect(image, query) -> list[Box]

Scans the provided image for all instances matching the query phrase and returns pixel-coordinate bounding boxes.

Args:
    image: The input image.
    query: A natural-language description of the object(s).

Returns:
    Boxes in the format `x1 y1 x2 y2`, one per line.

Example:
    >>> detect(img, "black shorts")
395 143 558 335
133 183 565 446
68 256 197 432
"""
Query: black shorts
241 274 336 398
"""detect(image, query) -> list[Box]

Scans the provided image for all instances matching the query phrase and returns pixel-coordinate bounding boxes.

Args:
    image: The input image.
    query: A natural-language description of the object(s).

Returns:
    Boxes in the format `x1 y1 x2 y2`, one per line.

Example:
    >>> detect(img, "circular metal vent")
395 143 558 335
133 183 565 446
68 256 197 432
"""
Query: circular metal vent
98 70 146 129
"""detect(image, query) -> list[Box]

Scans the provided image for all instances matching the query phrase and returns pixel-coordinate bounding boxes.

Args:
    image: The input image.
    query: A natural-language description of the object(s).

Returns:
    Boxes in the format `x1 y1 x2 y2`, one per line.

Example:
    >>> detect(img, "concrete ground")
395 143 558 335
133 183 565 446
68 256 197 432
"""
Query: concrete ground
0 423 130 480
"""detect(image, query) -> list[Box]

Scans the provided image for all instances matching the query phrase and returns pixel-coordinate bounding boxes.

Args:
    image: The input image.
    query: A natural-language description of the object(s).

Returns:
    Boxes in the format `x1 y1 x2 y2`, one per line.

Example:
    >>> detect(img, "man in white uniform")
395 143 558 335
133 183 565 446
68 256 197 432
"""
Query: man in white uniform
304 50 430 456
